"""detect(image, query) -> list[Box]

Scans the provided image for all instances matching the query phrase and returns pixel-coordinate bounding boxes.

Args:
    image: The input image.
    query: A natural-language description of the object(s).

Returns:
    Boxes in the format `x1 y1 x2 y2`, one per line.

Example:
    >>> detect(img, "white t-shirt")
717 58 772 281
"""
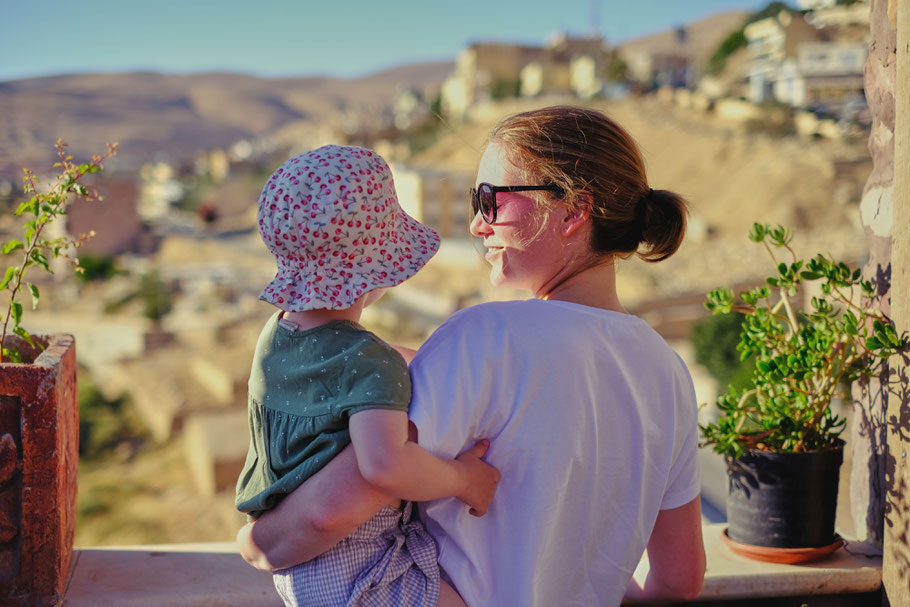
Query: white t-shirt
408 299 700 607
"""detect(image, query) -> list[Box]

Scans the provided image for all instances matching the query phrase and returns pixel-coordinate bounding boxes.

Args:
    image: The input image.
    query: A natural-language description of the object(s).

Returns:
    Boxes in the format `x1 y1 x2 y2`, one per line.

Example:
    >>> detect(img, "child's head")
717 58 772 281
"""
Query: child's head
258 145 439 311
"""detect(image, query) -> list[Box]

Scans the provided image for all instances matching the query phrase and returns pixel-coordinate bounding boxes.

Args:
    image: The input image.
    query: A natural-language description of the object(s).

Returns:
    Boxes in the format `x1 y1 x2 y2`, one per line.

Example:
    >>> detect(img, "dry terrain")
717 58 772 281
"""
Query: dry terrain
0 62 453 179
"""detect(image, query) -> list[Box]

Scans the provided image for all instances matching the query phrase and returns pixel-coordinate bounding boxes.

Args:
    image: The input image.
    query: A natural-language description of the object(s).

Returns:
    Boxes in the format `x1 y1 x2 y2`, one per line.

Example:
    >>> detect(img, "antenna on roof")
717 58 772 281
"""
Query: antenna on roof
589 0 602 37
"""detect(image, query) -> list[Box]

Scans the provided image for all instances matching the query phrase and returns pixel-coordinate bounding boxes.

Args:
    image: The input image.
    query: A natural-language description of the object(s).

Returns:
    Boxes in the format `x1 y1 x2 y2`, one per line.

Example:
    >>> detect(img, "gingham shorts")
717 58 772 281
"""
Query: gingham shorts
273 501 440 606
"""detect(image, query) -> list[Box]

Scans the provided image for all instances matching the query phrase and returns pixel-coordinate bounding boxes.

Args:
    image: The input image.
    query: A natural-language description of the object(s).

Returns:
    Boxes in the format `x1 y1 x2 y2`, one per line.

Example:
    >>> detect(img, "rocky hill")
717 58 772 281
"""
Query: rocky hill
0 61 453 179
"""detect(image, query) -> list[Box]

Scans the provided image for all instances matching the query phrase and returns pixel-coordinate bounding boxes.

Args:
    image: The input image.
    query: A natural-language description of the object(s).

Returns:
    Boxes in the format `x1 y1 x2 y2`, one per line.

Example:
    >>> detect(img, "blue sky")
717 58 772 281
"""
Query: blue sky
1 0 771 82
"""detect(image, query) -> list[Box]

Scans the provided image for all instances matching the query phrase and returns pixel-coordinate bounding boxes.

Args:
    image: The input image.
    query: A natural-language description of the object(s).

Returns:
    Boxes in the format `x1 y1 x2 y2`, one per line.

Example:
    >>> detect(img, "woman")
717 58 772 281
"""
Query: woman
238 105 706 606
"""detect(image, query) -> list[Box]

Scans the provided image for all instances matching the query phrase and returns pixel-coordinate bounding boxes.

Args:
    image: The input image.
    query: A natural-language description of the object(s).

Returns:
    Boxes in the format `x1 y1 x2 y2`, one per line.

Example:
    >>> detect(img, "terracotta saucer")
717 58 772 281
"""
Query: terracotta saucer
720 528 845 564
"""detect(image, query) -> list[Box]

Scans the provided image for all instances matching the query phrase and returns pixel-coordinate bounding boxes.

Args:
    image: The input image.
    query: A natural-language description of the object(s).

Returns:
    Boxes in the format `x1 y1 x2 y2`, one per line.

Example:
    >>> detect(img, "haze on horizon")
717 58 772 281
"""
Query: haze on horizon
2 0 770 82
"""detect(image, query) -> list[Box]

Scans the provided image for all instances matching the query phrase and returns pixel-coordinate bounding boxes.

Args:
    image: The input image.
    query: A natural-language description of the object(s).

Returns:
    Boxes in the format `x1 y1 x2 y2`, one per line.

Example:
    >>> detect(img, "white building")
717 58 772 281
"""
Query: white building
744 10 824 104
775 41 867 109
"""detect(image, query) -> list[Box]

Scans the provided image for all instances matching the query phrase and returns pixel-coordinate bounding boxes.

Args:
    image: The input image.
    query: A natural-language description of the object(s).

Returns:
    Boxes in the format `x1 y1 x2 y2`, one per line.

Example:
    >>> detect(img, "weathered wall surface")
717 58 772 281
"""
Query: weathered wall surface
850 0 898 547
882 0 910 603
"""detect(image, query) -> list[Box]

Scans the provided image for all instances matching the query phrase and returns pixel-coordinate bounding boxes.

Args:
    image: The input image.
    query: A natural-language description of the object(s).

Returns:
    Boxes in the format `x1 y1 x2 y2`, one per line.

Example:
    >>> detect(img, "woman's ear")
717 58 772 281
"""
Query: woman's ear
561 193 592 237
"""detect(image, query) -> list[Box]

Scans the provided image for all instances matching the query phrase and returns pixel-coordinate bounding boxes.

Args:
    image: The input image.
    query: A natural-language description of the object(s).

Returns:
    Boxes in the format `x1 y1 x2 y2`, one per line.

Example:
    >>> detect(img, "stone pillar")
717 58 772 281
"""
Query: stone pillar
851 0 898 547
0 335 79 606
883 0 910 602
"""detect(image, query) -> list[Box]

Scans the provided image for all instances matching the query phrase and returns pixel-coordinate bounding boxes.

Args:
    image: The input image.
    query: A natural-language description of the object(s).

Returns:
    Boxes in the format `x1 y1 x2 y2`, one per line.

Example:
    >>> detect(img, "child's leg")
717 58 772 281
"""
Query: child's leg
437 580 467 607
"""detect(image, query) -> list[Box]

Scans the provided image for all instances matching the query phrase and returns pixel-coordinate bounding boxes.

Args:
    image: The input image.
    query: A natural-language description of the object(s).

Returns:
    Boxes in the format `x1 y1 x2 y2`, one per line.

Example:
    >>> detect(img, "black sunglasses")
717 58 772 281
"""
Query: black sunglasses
470 182 564 224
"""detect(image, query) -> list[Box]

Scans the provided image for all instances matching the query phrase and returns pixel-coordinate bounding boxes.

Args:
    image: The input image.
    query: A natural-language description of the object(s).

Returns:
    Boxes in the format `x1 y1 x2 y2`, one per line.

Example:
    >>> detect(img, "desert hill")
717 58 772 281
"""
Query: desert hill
616 11 750 67
0 61 453 178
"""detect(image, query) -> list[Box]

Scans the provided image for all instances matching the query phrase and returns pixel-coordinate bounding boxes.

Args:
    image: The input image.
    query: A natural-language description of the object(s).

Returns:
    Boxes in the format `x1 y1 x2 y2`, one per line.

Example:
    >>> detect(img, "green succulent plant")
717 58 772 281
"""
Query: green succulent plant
699 224 905 458
1 139 118 362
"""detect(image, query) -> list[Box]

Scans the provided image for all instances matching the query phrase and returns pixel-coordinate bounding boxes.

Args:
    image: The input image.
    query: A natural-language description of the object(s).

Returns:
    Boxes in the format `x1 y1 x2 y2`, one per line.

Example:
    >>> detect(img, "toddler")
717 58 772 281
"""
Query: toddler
235 145 499 607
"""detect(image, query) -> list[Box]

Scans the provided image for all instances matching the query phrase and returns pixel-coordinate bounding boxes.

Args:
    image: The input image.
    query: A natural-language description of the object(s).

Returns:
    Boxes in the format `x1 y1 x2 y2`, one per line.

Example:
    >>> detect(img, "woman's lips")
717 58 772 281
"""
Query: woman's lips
484 246 502 262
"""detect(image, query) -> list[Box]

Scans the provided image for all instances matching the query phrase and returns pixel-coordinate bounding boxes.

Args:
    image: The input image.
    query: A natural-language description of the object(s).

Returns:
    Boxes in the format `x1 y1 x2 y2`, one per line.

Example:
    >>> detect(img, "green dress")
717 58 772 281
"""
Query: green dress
235 312 411 519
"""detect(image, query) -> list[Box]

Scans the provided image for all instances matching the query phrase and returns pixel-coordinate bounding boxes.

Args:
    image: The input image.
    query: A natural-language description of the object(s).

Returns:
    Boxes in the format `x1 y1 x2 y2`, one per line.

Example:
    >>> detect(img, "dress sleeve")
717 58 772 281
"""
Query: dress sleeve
334 336 412 418
407 309 494 458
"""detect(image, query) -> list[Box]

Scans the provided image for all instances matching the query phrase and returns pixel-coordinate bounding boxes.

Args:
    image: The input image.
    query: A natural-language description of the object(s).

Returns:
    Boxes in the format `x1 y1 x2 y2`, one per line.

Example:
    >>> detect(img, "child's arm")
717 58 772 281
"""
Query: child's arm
349 408 500 515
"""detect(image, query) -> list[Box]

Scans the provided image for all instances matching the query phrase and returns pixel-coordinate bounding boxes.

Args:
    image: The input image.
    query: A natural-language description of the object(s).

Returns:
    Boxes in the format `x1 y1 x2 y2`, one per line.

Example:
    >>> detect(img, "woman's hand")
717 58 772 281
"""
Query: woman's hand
236 444 393 572
454 439 501 517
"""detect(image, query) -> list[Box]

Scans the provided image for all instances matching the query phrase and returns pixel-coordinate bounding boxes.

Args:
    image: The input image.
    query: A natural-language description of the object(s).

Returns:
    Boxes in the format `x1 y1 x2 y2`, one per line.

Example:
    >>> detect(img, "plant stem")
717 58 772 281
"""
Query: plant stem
778 291 800 337
0 144 115 362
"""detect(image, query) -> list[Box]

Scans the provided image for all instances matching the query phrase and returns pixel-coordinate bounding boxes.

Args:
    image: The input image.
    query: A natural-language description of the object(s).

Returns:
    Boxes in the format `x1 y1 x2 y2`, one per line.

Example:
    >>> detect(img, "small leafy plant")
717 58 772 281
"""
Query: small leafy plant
699 224 905 458
1 139 118 362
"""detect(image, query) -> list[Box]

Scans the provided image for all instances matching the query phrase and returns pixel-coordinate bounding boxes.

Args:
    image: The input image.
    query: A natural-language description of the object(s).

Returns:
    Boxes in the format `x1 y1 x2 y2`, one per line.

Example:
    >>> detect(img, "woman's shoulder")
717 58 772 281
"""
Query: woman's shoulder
434 299 540 334
414 300 527 359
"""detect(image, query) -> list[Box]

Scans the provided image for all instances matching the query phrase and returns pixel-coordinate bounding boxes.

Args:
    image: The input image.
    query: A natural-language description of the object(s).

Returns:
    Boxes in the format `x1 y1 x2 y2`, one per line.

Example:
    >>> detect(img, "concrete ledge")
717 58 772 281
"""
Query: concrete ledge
62 524 881 606
695 523 882 600
63 542 279 606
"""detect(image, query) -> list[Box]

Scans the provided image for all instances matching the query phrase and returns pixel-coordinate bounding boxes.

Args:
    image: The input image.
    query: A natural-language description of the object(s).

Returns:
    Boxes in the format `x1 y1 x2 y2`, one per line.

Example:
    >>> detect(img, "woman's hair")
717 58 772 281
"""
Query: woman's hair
489 105 687 263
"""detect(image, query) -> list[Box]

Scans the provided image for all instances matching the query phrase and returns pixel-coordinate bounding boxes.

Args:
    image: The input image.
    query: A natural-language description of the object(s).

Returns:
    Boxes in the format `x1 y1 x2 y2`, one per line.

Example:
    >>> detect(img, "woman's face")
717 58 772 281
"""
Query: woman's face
470 142 569 293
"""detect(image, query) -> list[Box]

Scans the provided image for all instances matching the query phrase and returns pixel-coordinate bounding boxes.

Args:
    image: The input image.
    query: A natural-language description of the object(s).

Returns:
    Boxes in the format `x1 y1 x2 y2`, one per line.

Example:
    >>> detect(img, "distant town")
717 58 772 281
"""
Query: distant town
0 0 877 545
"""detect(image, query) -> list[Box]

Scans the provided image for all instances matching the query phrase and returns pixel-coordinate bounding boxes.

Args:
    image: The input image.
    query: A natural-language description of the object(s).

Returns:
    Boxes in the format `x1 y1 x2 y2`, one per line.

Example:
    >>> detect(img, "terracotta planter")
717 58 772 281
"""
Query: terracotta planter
0 334 78 606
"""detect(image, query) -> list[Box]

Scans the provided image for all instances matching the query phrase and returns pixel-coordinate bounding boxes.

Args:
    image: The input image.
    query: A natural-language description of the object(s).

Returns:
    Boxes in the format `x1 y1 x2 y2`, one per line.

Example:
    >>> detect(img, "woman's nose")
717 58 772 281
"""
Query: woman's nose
469 210 491 237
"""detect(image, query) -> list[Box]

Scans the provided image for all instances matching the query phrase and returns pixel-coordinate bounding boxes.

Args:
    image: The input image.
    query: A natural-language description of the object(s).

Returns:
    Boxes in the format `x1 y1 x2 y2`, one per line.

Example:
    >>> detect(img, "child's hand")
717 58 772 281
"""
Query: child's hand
454 439 501 517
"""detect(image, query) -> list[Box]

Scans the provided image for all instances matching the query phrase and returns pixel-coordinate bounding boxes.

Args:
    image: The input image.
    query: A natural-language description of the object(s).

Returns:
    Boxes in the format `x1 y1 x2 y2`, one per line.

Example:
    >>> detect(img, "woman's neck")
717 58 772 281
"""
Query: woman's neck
537 258 626 313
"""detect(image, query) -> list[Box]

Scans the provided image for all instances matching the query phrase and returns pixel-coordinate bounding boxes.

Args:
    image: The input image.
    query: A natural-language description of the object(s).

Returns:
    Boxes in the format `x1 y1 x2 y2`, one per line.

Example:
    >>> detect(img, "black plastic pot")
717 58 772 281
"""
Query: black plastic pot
725 443 844 548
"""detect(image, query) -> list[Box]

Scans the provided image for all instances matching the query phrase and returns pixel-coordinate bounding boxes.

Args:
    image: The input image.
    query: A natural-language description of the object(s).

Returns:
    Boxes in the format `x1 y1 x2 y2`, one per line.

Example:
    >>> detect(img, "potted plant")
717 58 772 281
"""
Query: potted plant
0 140 116 606
699 224 904 563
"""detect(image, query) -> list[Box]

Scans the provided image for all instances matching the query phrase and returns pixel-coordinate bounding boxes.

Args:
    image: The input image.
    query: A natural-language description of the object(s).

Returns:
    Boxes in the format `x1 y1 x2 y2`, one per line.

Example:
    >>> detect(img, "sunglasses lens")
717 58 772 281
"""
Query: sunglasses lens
479 185 495 223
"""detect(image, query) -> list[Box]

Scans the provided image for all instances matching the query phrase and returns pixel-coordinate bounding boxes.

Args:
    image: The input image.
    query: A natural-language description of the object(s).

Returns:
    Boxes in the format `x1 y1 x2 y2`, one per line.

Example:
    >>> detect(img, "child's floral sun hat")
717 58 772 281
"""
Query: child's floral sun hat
258 145 440 311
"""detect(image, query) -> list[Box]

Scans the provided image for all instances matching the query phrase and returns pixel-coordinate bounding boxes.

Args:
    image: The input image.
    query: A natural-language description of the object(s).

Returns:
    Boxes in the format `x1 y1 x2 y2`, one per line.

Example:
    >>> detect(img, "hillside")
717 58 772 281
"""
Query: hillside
616 10 751 68
0 61 453 178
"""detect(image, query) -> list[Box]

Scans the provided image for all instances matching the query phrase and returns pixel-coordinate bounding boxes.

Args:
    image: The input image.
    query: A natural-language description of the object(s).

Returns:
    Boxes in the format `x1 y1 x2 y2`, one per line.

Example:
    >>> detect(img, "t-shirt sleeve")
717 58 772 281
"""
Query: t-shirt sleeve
334 336 412 418
659 362 702 510
407 309 493 458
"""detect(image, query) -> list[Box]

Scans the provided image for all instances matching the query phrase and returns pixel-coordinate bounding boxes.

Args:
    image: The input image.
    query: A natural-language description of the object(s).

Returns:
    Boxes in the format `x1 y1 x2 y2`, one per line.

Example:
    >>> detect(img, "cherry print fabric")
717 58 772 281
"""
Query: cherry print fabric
258 145 440 311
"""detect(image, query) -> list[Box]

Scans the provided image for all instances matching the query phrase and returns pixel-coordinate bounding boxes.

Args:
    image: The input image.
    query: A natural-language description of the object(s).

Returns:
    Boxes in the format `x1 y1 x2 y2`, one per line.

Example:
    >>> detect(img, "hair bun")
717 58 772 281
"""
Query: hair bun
638 188 687 263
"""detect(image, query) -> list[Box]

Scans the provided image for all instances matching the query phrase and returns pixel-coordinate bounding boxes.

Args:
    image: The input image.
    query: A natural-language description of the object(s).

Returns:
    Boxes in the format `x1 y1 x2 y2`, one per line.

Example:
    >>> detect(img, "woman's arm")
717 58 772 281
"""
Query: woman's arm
624 496 706 602
237 433 497 572
349 408 500 516
237 444 391 572
389 343 418 364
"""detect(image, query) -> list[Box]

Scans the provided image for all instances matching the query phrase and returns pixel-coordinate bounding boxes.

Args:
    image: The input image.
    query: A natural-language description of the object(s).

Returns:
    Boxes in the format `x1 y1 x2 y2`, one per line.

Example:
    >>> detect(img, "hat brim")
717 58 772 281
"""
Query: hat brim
260 209 440 312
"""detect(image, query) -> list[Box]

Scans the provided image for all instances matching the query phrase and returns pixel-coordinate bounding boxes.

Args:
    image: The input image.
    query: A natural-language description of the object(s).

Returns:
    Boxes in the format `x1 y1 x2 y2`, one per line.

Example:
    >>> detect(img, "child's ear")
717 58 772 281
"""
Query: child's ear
561 193 592 237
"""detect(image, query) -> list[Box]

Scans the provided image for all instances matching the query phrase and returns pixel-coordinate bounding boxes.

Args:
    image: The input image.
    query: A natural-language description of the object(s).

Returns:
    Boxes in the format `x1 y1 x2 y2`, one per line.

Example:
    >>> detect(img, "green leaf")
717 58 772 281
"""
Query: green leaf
11 301 22 326
800 271 822 281
14 197 38 216
29 249 50 272
2 347 22 363
0 267 16 289
865 336 883 350
13 324 35 348
28 283 39 310
1 240 23 255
